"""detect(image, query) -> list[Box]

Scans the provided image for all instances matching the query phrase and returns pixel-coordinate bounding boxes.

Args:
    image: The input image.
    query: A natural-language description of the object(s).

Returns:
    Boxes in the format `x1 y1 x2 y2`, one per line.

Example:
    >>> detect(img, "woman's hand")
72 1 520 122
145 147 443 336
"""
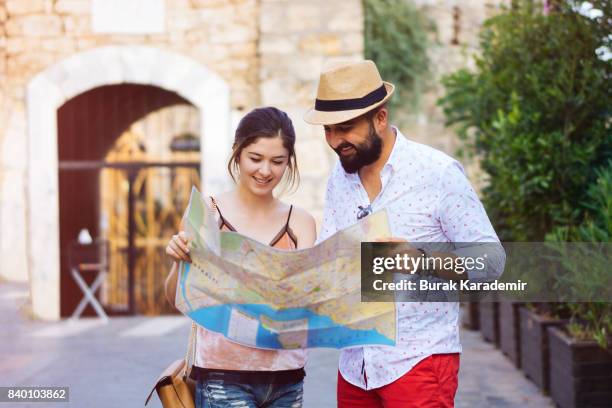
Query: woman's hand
165 231 191 263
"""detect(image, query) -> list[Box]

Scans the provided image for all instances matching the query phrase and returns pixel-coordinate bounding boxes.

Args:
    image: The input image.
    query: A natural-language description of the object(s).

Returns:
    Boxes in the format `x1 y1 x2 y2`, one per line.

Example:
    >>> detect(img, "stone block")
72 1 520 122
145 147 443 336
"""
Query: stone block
145 33 169 43
260 78 293 106
5 15 63 37
184 27 208 43
4 83 26 100
340 32 364 54
190 0 229 7
191 44 230 63
327 3 362 32
40 37 77 54
283 182 315 207
293 82 320 107
299 34 341 56
287 4 321 32
2 102 27 169
322 54 362 69
0 52 5 77
54 0 91 15
106 35 148 45
288 55 325 81
226 42 258 58
209 24 257 45
5 0 46 15
168 0 194 10
6 37 42 55
7 50 57 78
228 75 252 92
259 35 296 55
92 0 165 34
197 6 233 24
63 15 91 35
166 11 201 31
76 36 106 50
259 3 287 35
295 139 330 176
0 169 29 282
231 89 258 111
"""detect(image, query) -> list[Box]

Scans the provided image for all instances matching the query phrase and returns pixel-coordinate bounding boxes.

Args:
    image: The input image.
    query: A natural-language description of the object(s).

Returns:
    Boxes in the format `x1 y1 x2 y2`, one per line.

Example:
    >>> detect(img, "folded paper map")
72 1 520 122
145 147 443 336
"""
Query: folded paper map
176 187 395 349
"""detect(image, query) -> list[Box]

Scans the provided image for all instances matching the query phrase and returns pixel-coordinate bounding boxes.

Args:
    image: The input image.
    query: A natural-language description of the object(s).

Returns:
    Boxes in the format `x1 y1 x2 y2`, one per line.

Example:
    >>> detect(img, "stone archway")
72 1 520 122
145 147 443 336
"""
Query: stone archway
26 46 232 320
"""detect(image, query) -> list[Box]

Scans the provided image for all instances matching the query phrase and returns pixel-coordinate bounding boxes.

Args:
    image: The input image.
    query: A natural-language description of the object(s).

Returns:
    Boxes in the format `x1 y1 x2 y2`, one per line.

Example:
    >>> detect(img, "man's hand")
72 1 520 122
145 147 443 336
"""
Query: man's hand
374 237 422 274
374 236 421 256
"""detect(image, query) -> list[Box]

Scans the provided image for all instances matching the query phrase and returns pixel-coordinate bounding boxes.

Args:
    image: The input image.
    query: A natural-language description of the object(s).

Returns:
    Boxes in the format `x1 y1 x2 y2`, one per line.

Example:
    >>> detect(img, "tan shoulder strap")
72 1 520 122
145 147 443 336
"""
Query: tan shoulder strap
209 196 218 211
183 322 197 380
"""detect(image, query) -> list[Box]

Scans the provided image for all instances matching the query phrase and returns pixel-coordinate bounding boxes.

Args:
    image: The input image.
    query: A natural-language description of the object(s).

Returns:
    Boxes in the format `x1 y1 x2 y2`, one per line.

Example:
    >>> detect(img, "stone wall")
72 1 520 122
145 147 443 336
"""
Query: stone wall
398 0 506 188
0 0 363 285
0 0 505 287
259 0 363 221
0 0 261 283
257 0 506 218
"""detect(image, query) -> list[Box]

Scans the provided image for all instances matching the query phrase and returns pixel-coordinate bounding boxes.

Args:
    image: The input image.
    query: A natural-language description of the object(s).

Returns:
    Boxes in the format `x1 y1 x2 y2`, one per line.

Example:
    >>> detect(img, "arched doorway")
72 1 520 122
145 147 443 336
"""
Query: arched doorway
27 46 232 320
58 84 201 316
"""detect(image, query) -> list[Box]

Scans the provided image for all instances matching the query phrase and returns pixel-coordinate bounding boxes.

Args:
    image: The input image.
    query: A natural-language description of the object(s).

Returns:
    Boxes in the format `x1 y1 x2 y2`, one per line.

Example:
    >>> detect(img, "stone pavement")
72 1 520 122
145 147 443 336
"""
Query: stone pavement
0 282 554 408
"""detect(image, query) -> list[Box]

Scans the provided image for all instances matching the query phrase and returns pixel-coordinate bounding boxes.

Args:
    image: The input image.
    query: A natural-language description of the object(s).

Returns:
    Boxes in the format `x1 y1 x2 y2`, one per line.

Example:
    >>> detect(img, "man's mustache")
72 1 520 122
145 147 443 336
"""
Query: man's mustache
334 142 356 156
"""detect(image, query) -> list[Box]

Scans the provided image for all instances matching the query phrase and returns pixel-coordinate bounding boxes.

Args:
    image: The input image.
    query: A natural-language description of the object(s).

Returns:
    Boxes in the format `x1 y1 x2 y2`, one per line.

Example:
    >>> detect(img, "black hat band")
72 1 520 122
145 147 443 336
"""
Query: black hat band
314 84 387 112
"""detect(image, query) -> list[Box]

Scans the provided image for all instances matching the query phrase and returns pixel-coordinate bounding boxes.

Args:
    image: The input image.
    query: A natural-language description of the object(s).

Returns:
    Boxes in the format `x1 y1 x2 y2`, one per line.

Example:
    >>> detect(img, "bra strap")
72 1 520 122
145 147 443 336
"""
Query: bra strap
284 205 294 230
210 196 225 223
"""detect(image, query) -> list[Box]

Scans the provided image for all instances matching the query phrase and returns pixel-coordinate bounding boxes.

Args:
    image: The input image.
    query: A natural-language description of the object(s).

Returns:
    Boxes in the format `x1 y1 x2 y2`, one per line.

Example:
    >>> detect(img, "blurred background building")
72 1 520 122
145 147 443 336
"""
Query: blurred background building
0 0 503 320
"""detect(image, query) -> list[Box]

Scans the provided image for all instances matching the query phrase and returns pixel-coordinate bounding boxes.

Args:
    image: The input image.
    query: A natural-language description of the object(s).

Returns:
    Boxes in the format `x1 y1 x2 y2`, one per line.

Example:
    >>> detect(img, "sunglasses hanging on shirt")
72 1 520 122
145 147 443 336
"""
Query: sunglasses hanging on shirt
357 204 373 220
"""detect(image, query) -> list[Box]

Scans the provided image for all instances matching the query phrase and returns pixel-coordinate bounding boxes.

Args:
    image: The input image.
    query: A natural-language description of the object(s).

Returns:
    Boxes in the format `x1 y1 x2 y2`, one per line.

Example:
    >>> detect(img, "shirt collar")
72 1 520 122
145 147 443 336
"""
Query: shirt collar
385 126 406 173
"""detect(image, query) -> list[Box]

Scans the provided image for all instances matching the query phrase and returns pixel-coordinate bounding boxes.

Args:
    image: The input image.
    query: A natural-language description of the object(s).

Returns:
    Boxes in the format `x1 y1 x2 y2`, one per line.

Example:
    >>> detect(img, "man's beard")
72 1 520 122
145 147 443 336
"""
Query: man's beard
335 122 383 174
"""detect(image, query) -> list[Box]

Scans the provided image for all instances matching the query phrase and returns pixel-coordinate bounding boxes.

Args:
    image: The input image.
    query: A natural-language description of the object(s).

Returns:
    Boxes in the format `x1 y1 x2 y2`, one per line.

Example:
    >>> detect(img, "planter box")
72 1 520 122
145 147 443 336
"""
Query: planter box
461 301 480 331
479 301 499 345
519 307 566 392
548 326 612 408
499 299 523 368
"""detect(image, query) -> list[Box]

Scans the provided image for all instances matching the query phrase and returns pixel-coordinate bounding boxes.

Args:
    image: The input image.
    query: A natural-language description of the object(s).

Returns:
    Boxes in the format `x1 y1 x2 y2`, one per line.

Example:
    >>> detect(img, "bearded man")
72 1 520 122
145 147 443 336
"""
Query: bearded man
305 60 505 407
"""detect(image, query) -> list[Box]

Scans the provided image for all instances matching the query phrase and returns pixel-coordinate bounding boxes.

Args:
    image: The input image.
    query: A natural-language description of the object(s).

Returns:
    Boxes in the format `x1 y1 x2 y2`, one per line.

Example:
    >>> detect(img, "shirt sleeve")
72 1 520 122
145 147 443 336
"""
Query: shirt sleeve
316 175 339 245
435 161 506 282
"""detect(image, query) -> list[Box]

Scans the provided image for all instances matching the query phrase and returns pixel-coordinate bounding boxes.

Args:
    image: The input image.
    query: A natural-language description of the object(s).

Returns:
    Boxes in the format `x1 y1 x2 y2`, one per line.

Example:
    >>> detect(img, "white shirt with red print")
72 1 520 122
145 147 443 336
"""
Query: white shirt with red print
317 128 505 390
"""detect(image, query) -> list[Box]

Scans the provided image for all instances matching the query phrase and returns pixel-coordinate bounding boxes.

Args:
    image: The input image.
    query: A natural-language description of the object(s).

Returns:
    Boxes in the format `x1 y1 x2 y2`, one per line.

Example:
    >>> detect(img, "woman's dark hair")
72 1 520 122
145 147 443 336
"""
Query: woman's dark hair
228 107 299 191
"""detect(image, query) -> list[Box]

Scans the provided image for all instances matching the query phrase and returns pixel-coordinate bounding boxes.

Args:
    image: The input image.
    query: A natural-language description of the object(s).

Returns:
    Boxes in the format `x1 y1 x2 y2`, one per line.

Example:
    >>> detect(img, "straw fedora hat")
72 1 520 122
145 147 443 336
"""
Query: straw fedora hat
304 60 395 125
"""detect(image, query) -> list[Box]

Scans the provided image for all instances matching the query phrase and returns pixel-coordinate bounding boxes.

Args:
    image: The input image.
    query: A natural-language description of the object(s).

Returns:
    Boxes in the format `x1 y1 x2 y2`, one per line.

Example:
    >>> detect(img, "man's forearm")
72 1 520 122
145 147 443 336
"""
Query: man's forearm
422 250 463 281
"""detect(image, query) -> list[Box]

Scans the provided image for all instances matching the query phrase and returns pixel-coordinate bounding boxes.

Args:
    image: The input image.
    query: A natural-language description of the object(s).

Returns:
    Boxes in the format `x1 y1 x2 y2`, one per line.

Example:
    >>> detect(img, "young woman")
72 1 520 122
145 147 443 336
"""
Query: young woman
164 107 316 408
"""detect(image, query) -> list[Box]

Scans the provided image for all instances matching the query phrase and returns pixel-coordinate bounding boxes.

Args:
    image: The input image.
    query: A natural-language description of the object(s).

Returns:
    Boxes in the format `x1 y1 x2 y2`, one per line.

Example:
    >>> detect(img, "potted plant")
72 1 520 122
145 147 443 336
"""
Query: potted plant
479 300 499 345
519 304 568 392
545 164 612 408
438 1 611 398
461 301 480 331
548 312 612 408
499 297 523 367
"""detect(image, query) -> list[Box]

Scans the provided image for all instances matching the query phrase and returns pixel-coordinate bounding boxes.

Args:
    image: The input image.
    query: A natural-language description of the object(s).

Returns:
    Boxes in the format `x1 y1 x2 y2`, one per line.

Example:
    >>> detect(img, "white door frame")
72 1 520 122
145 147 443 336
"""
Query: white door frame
26 46 232 320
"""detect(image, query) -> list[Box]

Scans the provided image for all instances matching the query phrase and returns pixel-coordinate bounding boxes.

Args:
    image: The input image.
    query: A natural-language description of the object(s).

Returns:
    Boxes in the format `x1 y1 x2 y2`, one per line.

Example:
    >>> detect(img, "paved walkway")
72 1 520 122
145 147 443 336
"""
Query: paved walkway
0 282 553 407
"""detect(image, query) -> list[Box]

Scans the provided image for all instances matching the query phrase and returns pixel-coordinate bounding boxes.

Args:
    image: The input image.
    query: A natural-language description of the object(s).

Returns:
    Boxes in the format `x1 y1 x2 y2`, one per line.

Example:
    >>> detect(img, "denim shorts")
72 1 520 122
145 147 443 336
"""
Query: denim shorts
195 370 304 408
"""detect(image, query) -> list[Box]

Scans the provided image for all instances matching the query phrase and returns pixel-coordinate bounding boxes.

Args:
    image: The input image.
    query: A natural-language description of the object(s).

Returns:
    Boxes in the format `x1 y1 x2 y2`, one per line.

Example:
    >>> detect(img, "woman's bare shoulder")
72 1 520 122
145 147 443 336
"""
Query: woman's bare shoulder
289 205 315 225
287 205 316 248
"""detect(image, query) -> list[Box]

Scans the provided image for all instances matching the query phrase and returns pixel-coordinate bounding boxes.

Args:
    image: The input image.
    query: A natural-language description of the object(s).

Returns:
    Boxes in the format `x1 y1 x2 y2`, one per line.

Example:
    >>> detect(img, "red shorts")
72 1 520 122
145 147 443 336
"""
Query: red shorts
337 353 460 408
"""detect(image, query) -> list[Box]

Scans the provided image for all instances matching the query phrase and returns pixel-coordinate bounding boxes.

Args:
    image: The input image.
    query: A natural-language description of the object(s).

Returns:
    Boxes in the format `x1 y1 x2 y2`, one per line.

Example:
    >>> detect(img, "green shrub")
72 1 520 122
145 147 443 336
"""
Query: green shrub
438 0 611 241
546 162 612 348
549 160 612 242
363 0 432 110
439 0 611 347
